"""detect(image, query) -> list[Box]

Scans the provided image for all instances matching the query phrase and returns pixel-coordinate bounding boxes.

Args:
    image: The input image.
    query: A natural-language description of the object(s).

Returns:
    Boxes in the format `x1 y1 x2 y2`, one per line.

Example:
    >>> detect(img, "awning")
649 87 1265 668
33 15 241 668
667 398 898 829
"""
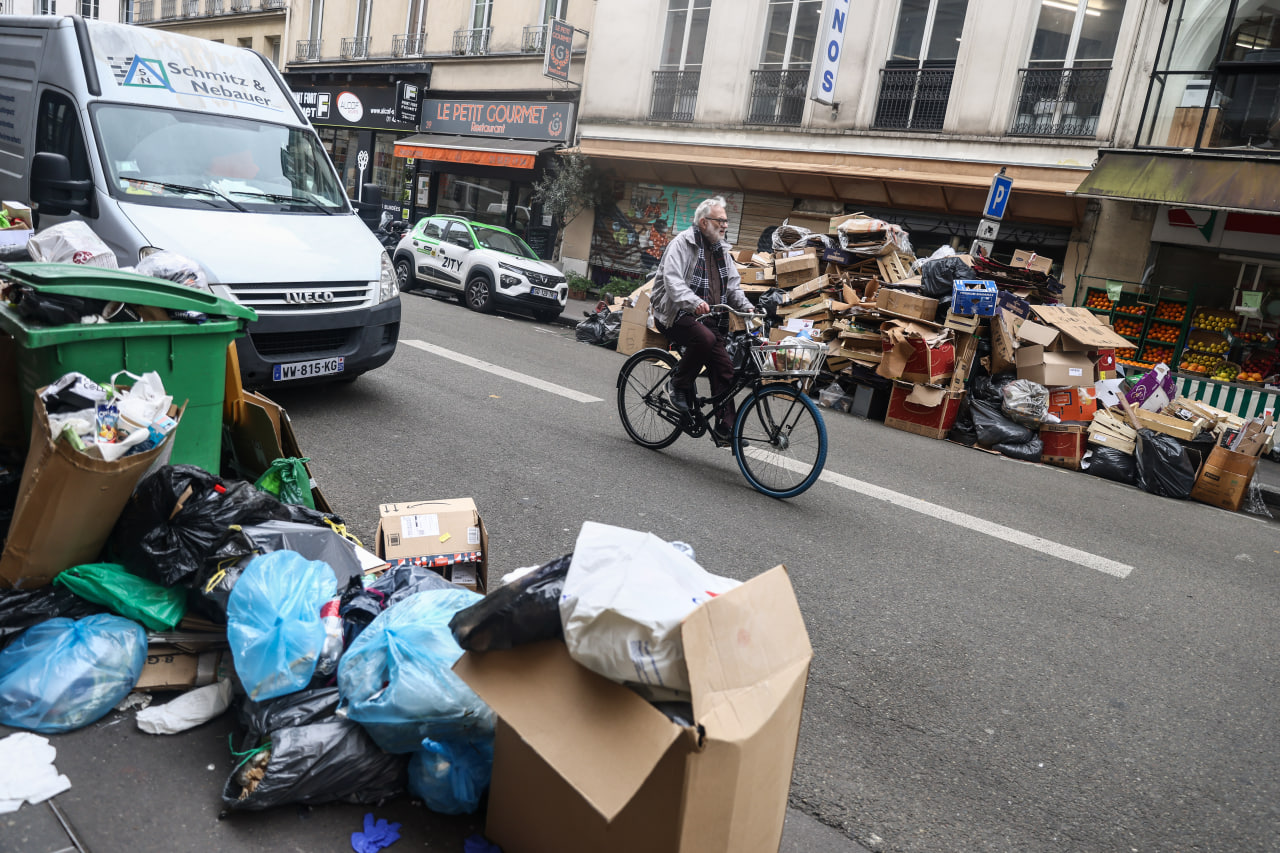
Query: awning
393 134 556 169
1070 150 1280 215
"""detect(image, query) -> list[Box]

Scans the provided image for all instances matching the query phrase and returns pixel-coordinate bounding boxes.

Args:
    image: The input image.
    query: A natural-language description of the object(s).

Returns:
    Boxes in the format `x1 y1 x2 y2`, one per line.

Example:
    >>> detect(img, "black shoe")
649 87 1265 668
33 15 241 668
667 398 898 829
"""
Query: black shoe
711 422 733 443
667 379 692 414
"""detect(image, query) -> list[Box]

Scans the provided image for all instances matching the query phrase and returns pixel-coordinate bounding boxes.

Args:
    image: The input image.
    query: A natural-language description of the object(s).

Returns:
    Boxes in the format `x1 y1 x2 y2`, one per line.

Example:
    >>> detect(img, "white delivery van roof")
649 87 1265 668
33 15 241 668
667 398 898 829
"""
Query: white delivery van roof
85 20 304 127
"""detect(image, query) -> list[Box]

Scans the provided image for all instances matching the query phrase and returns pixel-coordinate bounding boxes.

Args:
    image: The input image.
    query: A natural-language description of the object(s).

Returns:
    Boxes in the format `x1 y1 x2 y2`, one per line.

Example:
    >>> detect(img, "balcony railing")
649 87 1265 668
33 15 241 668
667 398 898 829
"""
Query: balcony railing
393 32 426 57
453 27 491 55
746 67 809 126
522 25 547 53
295 39 321 62
182 0 198 15
1010 66 1110 137
341 37 370 61
160 0 176 17
262 0 283 8
206 0 222 14
650 69 700 121
873 65 955 130
137 0 153 21
229 0 253 11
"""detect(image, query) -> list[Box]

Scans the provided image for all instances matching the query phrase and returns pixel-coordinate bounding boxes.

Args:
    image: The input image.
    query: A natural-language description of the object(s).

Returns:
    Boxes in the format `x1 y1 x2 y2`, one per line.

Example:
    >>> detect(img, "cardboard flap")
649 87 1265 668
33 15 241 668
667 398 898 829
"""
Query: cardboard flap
1015 320 1059 348
453 641 681 821
683 566 812 737
1030 305 1132 349
905 384 948 407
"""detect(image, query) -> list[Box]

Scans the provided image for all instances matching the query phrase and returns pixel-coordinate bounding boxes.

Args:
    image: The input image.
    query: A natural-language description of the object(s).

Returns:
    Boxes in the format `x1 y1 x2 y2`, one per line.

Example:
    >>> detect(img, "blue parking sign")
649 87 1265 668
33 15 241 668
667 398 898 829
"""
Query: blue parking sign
983 171 1013 220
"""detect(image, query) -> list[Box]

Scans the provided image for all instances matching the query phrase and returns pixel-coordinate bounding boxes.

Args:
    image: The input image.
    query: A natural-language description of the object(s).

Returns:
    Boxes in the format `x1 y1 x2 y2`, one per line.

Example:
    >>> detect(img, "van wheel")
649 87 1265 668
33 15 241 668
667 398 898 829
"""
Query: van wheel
394 258 416 292
465 274 495 313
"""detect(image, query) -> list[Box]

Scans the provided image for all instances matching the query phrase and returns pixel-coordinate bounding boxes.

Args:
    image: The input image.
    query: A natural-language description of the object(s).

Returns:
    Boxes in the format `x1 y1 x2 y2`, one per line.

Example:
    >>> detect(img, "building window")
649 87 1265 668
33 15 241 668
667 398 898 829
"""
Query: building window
471 0 493 31
541 0 567 25
238 37 253 49
873 0 968 131
651 0 711 121
265 35 281 66
355 0 372 41
1010 0 1125 137
40 0 58 14
80 0 100 18
748 0 821 125
308 0 324 42
1139 0 1280 152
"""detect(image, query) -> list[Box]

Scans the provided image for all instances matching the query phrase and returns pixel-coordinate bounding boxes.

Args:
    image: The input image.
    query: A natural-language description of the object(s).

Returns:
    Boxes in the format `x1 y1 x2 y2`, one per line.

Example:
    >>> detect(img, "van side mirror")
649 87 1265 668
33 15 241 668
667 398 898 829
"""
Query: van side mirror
31 151 94 216
354 182 383 228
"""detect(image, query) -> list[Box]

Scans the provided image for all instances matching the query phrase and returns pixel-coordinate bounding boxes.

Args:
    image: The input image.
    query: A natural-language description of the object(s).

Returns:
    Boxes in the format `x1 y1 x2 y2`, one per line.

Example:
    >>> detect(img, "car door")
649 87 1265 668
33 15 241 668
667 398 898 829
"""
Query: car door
434 221 475 290
410 216 449 285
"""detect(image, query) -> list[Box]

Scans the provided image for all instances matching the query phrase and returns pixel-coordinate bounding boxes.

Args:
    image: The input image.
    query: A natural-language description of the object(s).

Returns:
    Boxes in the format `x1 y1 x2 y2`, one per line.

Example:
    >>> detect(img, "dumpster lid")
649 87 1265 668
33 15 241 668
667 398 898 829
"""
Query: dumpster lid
0 262 257 321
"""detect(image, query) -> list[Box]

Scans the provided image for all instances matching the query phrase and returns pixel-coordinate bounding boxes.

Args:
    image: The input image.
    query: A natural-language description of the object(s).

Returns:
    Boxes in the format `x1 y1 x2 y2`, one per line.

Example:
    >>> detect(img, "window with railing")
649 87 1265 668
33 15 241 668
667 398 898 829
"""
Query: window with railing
748 0 819 126
262 0 283 8
296 39 322 62
650 70 701 121
341 37 370 60
206 0 223 14
1138 0 1280 153
137 0 153 21
453 27 492 55
394 32 427 57
652 0 711 121
230 0 254 11
523 25 547 53
747 69 809 125
872 0 968 131
160 0 176 17
182 0 198 16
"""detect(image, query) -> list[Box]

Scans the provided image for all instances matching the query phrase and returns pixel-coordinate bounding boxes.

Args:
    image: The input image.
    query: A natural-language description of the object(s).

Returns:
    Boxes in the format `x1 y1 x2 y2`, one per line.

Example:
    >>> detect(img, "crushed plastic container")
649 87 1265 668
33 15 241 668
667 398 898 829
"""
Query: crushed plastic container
0 262 256 473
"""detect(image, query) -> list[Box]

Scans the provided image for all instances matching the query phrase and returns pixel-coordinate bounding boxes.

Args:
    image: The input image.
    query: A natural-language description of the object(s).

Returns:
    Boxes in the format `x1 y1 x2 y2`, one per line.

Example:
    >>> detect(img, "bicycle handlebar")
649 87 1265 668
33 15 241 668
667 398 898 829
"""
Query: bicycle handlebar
705 304 764 318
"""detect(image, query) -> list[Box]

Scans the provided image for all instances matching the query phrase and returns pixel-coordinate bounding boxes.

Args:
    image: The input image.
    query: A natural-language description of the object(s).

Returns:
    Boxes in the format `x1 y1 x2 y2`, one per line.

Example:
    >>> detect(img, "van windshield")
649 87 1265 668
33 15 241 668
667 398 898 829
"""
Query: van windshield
90 104 348 213
473 224 538 260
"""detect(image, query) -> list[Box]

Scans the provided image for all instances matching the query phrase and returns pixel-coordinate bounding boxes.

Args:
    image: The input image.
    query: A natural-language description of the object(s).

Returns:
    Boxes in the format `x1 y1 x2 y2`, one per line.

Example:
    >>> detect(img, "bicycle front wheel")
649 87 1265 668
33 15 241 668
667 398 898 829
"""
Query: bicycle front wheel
733 385 828 498
617 349 684 449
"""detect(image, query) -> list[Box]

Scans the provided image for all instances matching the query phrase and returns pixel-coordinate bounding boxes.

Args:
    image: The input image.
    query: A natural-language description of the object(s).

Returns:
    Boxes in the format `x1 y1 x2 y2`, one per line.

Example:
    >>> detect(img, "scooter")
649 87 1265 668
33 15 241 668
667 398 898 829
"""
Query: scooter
374 218 410 250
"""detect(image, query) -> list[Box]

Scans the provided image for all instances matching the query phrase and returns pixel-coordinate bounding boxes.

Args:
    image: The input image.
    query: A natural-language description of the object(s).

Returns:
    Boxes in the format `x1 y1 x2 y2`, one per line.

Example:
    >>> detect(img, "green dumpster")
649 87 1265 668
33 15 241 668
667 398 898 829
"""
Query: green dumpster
0 262 257 473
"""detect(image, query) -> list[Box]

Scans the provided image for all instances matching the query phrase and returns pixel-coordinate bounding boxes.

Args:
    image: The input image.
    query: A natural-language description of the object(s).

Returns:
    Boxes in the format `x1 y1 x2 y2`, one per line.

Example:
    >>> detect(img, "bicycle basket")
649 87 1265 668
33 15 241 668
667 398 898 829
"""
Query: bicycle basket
749 338 827 378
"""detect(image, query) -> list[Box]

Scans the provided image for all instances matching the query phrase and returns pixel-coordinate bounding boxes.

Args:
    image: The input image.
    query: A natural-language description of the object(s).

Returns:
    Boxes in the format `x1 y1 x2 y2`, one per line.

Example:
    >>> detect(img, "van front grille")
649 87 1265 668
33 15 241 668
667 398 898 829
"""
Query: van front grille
224 281 372 314
253 329 351 356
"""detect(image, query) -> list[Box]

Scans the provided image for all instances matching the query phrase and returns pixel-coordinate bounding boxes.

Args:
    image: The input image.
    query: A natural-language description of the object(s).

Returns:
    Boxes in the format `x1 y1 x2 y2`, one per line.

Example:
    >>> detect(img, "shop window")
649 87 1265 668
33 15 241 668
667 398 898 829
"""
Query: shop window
873 0 968 131
651 0 711 121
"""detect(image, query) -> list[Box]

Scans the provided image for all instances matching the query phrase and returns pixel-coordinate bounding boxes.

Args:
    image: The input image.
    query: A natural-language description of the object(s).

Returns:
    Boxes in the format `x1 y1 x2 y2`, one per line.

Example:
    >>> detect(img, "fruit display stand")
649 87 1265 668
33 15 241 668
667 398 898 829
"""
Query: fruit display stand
1172 373 1280 419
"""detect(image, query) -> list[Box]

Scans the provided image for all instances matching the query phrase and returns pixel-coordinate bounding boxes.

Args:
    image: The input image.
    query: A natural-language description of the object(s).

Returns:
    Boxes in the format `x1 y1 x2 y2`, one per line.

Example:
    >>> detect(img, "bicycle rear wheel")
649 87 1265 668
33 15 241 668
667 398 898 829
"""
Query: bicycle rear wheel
733 385 827 498
617 349 684 449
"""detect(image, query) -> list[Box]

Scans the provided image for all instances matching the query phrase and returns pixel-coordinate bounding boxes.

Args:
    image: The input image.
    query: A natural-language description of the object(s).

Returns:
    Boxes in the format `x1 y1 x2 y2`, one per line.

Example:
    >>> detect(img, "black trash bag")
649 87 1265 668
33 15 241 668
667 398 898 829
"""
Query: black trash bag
993 435 1043 462
186 528 258 624
0 587 105 647
970 400 1034 447
970 372 1017 408
367 563 464 610
918 256 978 298
947 399 979 445
448 553 571 652
221 718 408 811
236 686 341 746
12 287 111 326
575 309 621 347
759 287 789 320
1134 429 1197 499
1082 447 1137 485
339 587 385 650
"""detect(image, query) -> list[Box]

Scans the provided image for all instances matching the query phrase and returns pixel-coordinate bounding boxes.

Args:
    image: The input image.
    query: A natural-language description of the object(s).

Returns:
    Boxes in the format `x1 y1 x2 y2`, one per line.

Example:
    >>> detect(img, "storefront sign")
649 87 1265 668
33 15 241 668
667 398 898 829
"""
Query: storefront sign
544 18 574 83
396 81 420 126
1153 206 1280 254
391 143 537 169
289 81 420 131
809 0 851 106
420 99 574 142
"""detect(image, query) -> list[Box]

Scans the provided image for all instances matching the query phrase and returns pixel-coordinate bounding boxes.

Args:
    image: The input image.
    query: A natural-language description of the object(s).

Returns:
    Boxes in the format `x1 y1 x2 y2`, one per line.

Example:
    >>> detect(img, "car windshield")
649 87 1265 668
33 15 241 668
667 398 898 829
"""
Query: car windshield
90 103 349 213
472 224 538 260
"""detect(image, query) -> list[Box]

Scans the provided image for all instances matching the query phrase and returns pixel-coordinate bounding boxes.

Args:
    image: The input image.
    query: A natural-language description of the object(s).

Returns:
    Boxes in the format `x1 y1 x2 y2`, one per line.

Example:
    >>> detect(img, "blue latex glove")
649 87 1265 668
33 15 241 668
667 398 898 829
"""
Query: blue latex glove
351 813 402 853
463 836 503 853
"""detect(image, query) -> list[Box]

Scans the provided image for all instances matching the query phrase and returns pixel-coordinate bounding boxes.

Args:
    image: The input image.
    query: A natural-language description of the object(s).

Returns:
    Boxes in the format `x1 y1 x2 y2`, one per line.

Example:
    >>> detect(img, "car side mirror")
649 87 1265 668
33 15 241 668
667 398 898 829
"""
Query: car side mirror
31 151 94 216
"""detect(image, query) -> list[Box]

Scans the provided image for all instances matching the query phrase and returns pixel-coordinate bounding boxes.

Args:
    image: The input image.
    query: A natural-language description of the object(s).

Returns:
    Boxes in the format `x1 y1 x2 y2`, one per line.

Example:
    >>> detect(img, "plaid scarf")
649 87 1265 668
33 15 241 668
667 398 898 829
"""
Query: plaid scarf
687 229 733 307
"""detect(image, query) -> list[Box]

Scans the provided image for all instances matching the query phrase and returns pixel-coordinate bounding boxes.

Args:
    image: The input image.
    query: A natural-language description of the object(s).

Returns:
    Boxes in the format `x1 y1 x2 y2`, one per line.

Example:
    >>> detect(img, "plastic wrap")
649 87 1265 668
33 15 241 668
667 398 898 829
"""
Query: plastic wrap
1001 379 1049 429
134 250 211 292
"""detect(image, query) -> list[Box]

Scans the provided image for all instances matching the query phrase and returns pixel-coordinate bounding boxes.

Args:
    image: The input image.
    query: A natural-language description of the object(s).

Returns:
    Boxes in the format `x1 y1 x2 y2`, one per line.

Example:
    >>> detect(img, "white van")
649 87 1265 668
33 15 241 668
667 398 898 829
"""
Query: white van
0 15 399 387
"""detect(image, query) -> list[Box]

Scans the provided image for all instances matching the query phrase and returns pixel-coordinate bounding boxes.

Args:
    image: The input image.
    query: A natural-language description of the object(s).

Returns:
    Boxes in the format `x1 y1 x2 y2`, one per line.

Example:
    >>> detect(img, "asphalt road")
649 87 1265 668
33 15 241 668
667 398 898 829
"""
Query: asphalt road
6 292 1278 853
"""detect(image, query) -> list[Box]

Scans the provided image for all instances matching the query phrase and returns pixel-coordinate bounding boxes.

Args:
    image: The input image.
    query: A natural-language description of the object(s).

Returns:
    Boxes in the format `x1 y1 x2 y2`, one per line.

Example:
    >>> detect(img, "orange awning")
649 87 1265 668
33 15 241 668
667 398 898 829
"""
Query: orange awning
392 134 556 169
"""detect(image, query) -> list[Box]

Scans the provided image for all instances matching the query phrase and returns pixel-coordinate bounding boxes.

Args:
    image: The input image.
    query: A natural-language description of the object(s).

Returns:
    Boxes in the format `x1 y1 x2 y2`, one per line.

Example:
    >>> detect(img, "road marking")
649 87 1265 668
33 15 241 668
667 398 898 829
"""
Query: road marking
401 339 603 403
745 449 1133 578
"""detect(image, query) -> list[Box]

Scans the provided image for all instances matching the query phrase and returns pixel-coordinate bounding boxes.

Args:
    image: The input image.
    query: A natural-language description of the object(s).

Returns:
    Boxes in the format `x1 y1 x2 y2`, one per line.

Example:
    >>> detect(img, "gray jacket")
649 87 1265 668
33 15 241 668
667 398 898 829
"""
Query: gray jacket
650 226 753 328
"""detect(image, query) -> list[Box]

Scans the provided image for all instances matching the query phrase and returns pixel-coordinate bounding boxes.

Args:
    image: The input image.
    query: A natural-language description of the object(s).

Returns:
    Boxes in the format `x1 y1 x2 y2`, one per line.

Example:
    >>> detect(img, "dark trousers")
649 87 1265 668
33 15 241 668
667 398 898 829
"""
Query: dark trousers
662 315 736 428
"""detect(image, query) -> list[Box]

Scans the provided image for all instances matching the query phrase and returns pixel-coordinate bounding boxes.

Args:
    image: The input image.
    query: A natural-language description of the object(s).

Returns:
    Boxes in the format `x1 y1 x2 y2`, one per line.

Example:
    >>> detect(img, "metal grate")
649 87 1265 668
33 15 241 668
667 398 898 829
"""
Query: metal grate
181 0 197 15
205 0 222 13
522 24 547 52
453 27 491 55
229 0 253 10
873 66 955 131
650 70 701 122
393 32 426 57
746 68 809 126
137 0 153 20
1010 67 1110 137
160 0 176 17
341 37 370 60
295 39 321 61
223 282 372 315
262 0 283 7
253 329 352 357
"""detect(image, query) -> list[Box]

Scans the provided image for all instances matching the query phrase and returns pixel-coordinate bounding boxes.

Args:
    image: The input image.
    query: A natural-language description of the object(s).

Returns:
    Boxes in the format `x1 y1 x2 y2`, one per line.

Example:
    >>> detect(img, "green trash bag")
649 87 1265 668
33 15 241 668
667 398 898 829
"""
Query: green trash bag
53 563 187 632
253 457 315 509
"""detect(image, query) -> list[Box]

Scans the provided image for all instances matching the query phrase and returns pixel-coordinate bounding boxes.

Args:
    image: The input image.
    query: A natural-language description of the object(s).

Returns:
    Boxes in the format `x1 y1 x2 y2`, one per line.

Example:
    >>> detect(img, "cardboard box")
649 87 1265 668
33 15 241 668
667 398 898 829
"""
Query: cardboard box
884 382 964 439
740 266 776 285
1130 407 1206 441
1086 424 1136 455
1010 249 1053 274
1016 346 1095 386
136 646 231 692
773 253 820 289
1047 386 1098 423
1028 305 1132 350
375 499 489 593
989 310 1023 374
949 332 979 395
1124 363 1176 412
1190 445 1260 512
951 280 998 316
878 324 956 384
1040 423 1088 470
1094 349 1116 376
944 311 982 335
617 320 668 357
820 246 856 266
875 287 938 322
784 275 828 304
454 565 812 853
996 290 1033 320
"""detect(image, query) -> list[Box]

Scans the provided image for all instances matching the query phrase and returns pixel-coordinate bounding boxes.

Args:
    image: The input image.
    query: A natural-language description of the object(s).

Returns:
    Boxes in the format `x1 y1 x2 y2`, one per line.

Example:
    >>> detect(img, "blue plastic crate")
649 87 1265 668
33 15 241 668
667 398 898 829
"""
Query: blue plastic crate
952 279 998 316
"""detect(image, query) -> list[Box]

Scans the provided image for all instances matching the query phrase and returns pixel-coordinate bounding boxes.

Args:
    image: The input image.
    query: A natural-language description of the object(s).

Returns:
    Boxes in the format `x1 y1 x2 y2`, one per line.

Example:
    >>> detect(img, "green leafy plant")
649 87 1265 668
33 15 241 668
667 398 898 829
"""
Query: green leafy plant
565 271 594 297
531 152 611 223
599 276 642 299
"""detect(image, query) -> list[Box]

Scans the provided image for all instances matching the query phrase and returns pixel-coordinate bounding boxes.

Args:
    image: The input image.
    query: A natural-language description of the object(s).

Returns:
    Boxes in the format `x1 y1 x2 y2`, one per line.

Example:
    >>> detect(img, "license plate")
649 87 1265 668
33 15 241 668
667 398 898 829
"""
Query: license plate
272 357 344 382
531 285 557 300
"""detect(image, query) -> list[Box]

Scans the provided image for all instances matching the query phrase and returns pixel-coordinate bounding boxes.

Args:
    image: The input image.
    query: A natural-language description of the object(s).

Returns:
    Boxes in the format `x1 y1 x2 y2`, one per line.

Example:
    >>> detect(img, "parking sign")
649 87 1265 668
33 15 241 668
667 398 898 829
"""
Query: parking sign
983 169 1013 220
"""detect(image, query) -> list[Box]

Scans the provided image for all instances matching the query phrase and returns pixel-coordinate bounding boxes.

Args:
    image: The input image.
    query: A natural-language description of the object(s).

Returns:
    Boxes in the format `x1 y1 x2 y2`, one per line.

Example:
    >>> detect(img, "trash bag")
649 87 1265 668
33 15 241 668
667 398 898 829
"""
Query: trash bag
253 457 315 509
1001 379 1049 429
221 718 408 810
0 587 105 648
236 686 341 746
12 286 112 326
574 309 621 347
134 250 211 293
970 372 1017 408
947 399 979 445
52 562 187 632
817 382 854 413
1081 447 1137 485
408 735 493 815
970 400 1034 447
0 614 147 734
339 587 385 650
1134 429 1197 499
366 563 464 610
918 255 977 298
449 553 571 652
758 287 789 320
338 588 493 754
993 435 1043 462
226 551 338 702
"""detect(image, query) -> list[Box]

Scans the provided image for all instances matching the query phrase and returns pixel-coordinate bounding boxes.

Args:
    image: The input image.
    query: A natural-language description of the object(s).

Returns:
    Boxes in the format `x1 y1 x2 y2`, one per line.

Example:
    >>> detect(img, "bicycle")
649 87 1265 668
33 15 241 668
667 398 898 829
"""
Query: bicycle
616 305 829 498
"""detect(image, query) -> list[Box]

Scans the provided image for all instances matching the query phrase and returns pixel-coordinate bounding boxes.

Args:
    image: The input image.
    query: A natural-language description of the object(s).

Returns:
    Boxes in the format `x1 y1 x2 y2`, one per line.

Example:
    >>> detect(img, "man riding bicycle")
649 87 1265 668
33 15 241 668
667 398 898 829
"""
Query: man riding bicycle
650 196 755 441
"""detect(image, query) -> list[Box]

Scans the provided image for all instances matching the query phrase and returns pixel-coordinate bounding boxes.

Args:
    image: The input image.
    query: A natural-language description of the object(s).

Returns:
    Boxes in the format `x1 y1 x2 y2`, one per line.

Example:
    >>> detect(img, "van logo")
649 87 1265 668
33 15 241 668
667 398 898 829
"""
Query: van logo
285 291 335 304
107 56 174 92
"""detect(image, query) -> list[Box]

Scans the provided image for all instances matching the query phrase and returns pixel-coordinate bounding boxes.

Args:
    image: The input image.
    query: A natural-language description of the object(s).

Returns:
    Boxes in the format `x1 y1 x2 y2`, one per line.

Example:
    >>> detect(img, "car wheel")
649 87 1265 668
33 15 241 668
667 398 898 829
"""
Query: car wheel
465 274 495 313
394 258 416 292
533 307 561 323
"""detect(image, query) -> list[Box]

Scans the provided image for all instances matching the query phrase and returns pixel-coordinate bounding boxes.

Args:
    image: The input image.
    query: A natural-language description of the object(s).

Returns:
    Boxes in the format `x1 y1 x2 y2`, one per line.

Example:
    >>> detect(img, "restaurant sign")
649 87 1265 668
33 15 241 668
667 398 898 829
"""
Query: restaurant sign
420 99 574 142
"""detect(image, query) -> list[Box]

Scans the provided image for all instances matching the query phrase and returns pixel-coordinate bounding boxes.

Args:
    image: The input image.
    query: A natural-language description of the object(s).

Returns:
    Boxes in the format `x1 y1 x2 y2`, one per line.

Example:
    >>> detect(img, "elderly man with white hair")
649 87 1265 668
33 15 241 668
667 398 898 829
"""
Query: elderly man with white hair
649 196 755 442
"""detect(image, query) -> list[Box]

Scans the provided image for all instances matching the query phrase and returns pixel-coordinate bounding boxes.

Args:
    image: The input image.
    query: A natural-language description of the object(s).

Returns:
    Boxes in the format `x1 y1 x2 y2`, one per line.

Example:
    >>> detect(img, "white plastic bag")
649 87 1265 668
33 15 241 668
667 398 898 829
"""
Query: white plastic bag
558 521 741 696
27 220 118 268
136 679 234 735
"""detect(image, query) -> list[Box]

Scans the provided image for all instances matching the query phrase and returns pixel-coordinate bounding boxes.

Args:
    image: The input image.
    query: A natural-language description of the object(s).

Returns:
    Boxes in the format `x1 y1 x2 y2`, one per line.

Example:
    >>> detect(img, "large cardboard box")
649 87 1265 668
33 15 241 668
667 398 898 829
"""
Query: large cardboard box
1047 387 1098 423
1028 305 1132 350
773 252 820 289
884 382 964 439
1040 423 1088 470
1190 445 1260 512
375 499 489 593
454 565 812 853
136 646 231 692
951 280 998 316
875 287 938 322
617 320 668 357
1016 346 1095 386
878 324 955 384
1010 248 1053 274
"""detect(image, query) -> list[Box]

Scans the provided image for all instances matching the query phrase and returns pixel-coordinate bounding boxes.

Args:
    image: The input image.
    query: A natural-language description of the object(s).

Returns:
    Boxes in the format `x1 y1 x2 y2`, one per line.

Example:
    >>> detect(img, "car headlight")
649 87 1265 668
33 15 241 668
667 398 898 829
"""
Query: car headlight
138 246 164 262
376 251 399 303
498 262 527 277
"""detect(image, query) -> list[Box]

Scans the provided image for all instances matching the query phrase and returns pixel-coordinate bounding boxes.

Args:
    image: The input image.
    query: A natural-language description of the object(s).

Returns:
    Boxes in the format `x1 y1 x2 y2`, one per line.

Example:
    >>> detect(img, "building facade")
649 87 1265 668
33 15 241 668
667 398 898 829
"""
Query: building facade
4 0 129 20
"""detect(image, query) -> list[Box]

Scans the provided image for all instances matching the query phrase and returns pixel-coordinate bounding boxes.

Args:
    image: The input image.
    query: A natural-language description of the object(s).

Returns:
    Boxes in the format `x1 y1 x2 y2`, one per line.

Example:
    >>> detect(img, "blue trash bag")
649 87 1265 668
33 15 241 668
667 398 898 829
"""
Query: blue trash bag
337 588 494 753
227 550 337 702
0 614 147 733
408 735 494 815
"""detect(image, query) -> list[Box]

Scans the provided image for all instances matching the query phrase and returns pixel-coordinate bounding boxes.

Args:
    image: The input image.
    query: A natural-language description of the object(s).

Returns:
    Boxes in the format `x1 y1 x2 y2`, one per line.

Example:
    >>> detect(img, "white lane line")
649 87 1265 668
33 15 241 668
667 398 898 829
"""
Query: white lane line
745 448 1133 578
401 339 603 403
